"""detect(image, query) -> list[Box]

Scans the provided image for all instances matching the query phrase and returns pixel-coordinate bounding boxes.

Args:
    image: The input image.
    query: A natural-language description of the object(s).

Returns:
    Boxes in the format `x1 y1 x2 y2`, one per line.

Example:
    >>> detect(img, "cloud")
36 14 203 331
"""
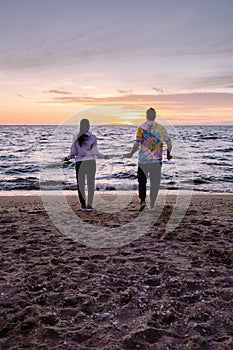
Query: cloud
194 73 233 89
152 87 164 94
38 92 233 109
117 89 133 94
0 36 100 70
45 89 72 95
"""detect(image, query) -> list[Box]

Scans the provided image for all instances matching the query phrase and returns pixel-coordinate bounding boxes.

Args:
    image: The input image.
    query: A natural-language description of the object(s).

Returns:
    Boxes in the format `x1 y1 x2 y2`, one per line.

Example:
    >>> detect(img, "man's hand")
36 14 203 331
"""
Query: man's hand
124 143 139 158
167 151 172 160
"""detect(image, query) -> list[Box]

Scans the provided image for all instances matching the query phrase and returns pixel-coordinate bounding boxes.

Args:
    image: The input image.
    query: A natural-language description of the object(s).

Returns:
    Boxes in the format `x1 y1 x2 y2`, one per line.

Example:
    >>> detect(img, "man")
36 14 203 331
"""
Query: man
125 107 172 211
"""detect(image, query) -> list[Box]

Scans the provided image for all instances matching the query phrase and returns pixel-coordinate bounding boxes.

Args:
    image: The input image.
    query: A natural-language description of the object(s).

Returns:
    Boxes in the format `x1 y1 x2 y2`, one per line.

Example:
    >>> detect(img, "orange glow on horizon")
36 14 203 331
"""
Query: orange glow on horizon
0 93 232 125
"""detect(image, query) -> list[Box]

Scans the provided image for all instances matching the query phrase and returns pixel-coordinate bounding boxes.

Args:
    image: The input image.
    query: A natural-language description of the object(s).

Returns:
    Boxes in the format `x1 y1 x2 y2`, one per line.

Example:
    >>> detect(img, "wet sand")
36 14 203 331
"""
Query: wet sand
0 194 232 349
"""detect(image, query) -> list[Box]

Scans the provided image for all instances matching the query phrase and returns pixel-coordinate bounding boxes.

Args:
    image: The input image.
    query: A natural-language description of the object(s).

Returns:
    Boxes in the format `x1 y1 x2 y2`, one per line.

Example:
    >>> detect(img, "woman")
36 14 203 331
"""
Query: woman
63 119 110 211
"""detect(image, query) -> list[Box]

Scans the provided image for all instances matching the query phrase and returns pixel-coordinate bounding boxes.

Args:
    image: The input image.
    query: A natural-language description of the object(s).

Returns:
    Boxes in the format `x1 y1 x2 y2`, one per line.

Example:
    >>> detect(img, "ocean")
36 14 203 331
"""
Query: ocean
0 125 232 194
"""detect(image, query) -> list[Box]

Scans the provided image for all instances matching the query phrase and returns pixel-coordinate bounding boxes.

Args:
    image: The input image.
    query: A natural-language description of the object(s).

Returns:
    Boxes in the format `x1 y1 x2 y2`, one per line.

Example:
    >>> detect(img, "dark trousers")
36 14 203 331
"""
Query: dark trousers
137 162 162 205
75 160 96 206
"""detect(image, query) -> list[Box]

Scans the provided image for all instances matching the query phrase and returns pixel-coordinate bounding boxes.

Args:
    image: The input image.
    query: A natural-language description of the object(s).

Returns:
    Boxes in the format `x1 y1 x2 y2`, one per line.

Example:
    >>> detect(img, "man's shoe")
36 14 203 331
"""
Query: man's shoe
139 201 146 211
86 205 95 211
80 205 87 211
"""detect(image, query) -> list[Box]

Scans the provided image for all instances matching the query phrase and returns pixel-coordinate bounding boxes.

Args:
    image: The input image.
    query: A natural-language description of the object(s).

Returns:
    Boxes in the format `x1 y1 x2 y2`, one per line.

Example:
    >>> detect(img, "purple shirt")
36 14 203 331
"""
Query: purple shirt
67 132 104 162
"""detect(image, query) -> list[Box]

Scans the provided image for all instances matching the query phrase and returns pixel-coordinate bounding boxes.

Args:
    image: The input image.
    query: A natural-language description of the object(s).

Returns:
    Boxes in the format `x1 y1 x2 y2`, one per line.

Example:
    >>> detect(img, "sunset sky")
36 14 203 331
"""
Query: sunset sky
0 0 233 125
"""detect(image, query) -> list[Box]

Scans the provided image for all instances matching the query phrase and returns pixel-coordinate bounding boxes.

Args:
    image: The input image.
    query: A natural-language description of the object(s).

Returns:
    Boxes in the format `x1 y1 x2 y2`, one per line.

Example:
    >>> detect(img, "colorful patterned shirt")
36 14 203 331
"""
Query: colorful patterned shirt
136 121 172 164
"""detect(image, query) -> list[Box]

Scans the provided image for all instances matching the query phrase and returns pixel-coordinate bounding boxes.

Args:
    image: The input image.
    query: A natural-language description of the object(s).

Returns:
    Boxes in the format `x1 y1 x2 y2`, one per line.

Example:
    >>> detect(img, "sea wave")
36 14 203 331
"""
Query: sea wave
0 125 232 193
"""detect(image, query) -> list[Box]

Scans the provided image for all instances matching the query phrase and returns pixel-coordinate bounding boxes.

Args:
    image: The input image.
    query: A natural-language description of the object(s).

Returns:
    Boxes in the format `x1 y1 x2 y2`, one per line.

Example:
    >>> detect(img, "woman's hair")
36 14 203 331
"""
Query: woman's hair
77 119 90 147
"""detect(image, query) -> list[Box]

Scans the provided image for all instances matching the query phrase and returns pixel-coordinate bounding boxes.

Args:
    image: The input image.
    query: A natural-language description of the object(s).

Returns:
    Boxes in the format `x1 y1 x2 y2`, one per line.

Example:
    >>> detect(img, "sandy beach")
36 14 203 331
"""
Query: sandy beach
0 193 232 349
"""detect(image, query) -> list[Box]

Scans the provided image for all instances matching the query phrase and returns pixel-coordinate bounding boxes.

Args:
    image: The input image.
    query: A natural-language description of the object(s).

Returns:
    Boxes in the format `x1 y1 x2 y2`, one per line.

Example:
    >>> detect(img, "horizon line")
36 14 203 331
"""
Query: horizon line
1 123 233 127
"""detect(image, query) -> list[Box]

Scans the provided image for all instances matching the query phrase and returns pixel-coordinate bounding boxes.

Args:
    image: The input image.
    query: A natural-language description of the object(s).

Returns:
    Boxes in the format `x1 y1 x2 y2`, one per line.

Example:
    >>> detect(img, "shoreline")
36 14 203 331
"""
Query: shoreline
0 189 233 197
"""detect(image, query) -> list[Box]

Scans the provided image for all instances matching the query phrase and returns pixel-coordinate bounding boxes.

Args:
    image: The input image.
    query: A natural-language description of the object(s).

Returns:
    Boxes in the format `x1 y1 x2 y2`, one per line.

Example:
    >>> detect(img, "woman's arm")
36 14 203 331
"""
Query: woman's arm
62 141 78 161
91 136 110 159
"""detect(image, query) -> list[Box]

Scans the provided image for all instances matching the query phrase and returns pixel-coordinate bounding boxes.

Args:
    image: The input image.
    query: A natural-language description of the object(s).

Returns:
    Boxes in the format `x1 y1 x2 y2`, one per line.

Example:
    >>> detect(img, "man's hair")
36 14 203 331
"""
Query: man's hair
146 107 156 121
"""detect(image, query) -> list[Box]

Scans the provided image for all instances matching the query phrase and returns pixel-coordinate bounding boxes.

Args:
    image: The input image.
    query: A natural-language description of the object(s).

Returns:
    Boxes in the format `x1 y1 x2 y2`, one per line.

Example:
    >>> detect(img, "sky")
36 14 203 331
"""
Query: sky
0 0 233 125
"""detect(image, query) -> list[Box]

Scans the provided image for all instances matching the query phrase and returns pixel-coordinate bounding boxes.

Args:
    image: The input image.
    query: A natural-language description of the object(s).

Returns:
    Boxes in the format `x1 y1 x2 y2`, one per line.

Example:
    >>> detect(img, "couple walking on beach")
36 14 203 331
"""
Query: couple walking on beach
63 108 172 211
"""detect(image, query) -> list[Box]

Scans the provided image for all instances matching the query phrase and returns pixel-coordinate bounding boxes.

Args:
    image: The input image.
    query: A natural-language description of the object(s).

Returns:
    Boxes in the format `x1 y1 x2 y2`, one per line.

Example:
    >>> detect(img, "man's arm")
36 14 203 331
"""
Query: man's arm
124 142 140 158
165 128 172 160
167 149 172 160
124 125 142 158
166 140 172 160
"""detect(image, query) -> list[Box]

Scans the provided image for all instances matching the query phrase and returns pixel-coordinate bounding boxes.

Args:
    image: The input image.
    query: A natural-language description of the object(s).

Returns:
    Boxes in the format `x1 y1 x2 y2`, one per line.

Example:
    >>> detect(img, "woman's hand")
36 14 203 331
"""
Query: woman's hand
61 156 68 161
104 155 111 159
